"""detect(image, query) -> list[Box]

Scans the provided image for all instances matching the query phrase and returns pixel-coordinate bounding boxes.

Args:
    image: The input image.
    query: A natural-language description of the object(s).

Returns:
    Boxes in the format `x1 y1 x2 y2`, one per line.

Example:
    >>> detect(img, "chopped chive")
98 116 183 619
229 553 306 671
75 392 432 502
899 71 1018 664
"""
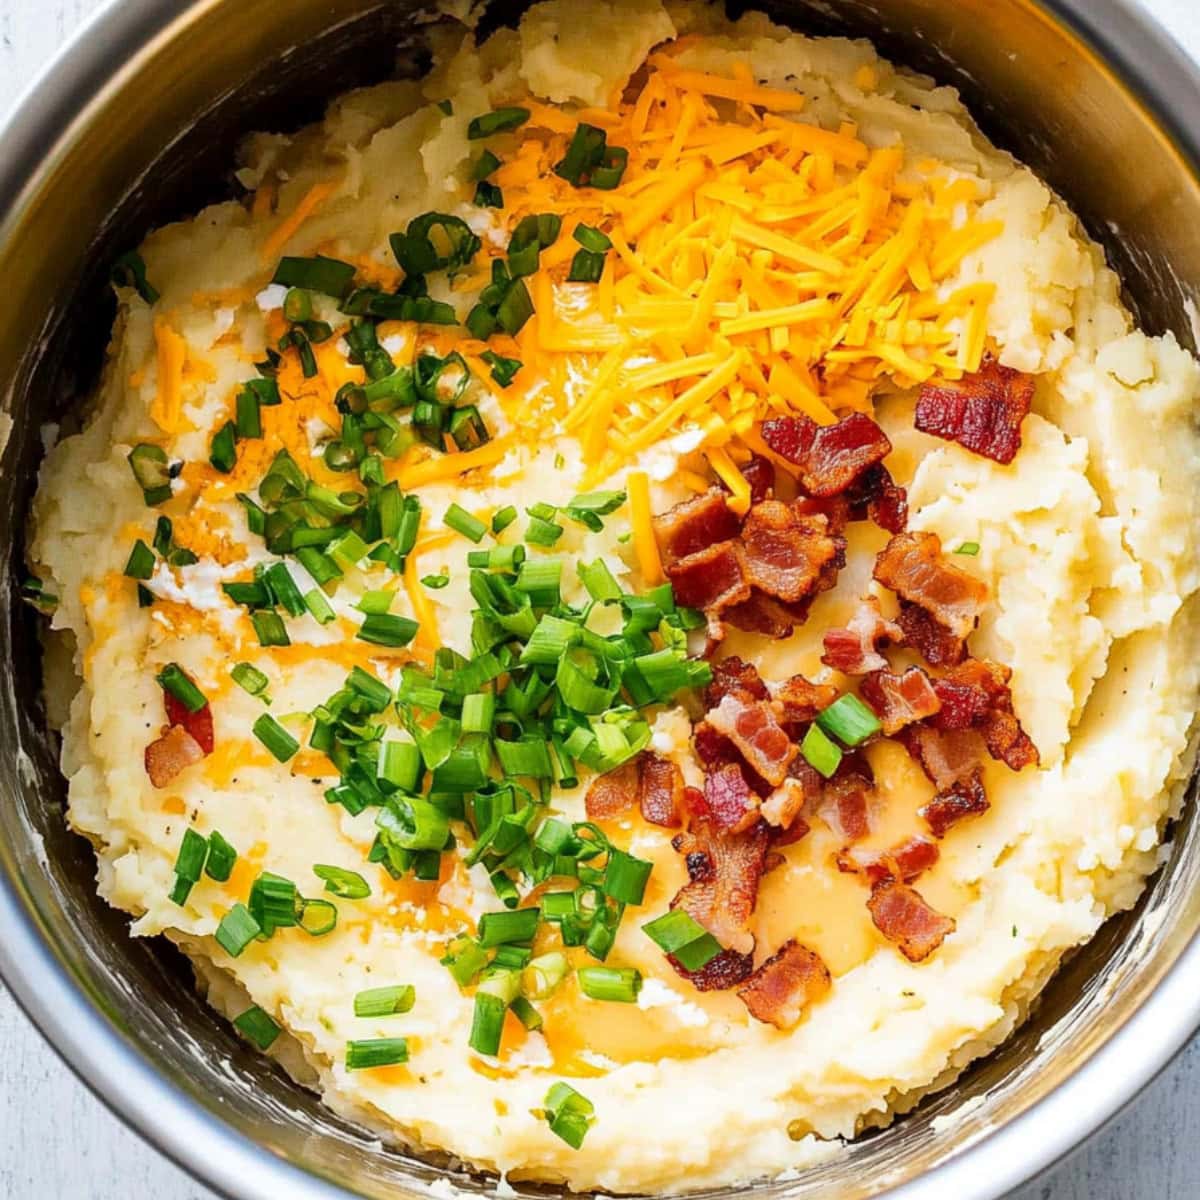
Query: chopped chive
603 848 652 906
304 588 336 624
169 828 208 906
492 505 518 535
353 984 415 1018
578 558 622 602
357 613 419 648
421 572 450 589
467 544 525 570
235 388 262 439
111 251 159 304
346 1037 409 1069
468 991 507 1056
478 907 539 948
955 541 981 556
233 1005 280 1051
473 180 503 208
248 872 299 935
127 443 171 505
378 741 422 794
577 965 641 1003
271 255 356 299
815 693 881 747
801 722 842 779
441 936 489 987
253 713 299 762
123 539 155 581
642 909 722 970
357 588 396 615
567 249 606 283
526 515 563 547
314 864 371 899
437 99 453 116
231 662 270 700
209 421 237 473
215 903 261 958
461 692 495 734
523 951 569 999
573 224 612 253
444 503 487 543
480 350 522 387
297 897 338 936
467 107 531 139
541 1081 595 1149
156 663 207 713
250 610 290 648
204 831 238 882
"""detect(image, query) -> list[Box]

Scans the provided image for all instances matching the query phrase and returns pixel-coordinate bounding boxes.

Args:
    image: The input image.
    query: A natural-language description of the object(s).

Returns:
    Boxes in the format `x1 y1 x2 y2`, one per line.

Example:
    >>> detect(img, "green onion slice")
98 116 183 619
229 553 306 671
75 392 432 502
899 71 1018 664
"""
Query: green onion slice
467 107 531 139
156 663 207 713
541 1081 595 1149
815 693 881 747
801 722 842 779
346 1037 409 1070
252 713 299 762
215 903 261 958
353 985 415 1018
577 965 642 1003
233 1005 281 1051
271 255 356 299
314 864 371 899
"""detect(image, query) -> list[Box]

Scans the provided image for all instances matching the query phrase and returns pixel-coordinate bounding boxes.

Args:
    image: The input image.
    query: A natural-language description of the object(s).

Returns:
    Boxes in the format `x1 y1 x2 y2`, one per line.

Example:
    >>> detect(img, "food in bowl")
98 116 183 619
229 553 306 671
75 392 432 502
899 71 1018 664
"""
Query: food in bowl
25 0 1200 1191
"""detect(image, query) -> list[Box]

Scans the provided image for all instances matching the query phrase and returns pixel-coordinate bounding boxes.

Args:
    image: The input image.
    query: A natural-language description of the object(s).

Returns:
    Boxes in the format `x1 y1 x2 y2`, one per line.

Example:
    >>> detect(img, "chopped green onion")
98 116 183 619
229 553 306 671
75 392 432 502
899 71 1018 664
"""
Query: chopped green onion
264 562 305 617
437 99 453 115
358 613 419 647
421 572 450 590
204 831 238 883
127 443 171 505
304 588 336 624
480 350 522 387
297 897 338 936
390 213 481 278
955 541 981 556
248 871 299 936
554 123 628 190
492 505 518 535
250 610 290 648
123 539 155 581
474 180 503 208
235 388 262 439
603 848 652 905
569 490 625 514
578 558 622 602
541 1082 595 1149
314 865 371 899
346 1038 409 1069
514 558 562 607
478 907 540 948
441 935 489 987
472 149 501 180
815 693 881 747
468 991 507 1056
354 985 415 1018
169 828 208 906
461 692 496 733
641 909 722 970
282 287 312 323
233 1005 281 1051
231 662 270 700
111 251 159 304
378 741 422 793
573 224 612 253
253 713 299 762
567 249 606 283
444 503 487 543
525 514 563 547
523 951 569 1000
209 421 237 473
510 996 543 1031
156 663 207 713
577 965 641 1003
494 735 554 778
801 722 842 779
467 544 525 570
467 107 531 139
215 903 261 958
271 255 356 299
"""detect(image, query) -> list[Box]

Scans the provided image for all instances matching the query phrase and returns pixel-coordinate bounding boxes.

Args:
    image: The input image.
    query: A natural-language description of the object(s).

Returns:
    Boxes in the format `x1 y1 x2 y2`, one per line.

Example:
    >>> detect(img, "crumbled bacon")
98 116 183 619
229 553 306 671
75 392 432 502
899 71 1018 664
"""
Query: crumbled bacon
704 655 769 709
901 725 986 793
860 667 942 735
145 725 205 789
821 597 903 674
741 454 776 504
896 602 968 667
584 758 640 820
723 591 812 639
846 463 908 534
670 807 770 957
932 659 1038 772
920 772 989 838
760 759 823 833
738 940 832 1029
670 947 755 991
584 753 685 827
663 540 749 612
762 412 892 497
874 531 988 640
769 673 838 732
703 762 761 833
915 358 1035 465
820 768 875 843
868 878 955 962
165 694 214 755
652 490 741 567
740 502 841 603
838 836 940 886
706 692 797 787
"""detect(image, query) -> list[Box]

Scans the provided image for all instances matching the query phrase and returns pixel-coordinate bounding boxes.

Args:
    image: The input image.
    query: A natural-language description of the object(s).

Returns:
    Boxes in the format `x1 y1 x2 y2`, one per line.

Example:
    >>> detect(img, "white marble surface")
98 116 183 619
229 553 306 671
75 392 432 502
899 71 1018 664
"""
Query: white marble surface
3 0 1200 1196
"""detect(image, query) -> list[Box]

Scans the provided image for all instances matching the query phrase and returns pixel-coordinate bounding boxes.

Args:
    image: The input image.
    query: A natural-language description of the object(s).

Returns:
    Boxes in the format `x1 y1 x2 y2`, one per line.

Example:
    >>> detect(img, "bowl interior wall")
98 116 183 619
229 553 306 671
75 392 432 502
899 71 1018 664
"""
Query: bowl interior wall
1 1 1198 1197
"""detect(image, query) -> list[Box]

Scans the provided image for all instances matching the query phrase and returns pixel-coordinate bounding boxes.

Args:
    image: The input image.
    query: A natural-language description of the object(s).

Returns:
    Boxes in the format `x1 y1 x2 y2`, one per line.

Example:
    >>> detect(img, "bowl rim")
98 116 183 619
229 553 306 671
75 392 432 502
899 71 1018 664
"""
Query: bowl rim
2 1 1200 1198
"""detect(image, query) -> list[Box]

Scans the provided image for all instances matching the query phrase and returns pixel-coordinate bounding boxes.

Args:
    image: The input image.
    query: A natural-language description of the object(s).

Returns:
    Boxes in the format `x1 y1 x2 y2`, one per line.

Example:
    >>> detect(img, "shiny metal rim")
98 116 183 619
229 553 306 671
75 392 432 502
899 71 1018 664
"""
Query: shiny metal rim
0 2 1198 1198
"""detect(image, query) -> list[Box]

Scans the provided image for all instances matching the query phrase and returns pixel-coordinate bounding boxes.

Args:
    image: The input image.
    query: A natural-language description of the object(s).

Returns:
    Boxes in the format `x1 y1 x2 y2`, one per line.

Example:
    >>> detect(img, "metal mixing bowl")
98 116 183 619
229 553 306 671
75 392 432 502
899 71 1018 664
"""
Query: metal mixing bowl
1 1 1198 1197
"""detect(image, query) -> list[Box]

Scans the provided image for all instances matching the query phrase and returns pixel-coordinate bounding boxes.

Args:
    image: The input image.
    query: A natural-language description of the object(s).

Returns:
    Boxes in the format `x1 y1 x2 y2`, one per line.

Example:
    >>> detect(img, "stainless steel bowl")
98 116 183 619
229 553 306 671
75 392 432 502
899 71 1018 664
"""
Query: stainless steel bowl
1 2 1199 1197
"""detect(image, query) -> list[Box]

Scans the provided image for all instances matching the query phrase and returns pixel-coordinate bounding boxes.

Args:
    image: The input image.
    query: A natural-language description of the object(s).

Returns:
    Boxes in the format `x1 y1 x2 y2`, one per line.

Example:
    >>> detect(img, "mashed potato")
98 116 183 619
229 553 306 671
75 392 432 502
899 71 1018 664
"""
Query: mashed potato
27 0 1200 1192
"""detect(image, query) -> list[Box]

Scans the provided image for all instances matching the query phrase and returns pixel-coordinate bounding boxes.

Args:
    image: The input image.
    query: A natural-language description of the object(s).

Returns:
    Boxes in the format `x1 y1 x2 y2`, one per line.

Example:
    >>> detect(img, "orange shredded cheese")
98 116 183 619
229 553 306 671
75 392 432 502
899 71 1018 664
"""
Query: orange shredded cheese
150 318 191 434
260 181 336 265
626 471 664 585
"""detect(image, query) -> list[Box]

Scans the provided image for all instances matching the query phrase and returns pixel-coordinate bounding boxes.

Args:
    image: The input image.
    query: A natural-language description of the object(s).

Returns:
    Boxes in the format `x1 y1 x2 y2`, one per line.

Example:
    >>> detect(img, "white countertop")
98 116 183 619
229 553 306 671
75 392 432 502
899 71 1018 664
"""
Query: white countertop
3 0 1200 1196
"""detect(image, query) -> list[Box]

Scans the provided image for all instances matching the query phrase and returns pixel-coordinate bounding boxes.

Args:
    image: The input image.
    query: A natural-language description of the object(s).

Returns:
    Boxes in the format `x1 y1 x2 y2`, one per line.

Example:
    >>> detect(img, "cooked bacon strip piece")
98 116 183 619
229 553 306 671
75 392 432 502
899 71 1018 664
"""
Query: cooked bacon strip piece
762 412 892 497
915 358 1034 465
706 692 797 787
896 601 968 667
693 721 772 799
723 590 812 639
770 674 838 730
703 762 761 833
670 947 756 992
671 808 771 957
738 940 832 1029
868 878 955 962
741 454 776 504
920 773 989 838
821 596 903 674
652 489 741 567
846 463 908 534
165 694 214 755
820 768 875 843
740 502 840 603
704 655 768 709
664 540 749 612
902 725 986 793
145 725 205 789
932 659 1038 771
640 753 685 828
860 667 942 735
839 836 940 885
584 758 641 819
874 531 988 640
760 757 824 833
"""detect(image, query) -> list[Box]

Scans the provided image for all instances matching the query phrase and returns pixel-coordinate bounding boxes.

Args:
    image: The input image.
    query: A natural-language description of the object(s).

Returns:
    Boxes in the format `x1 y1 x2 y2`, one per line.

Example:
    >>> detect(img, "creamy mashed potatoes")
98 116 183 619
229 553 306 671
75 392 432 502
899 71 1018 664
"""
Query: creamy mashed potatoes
27 0 1200 1192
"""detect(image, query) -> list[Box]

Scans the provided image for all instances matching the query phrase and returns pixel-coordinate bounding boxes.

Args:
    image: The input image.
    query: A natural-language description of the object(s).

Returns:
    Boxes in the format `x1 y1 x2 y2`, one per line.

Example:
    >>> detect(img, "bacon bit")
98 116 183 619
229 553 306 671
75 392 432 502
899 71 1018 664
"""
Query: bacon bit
770 674 838 731
820 768 875 843
663 539 749 612
145 725 205 788
761 757 822 833
761 412 892 497
706 692 797 786
669 947 755 991
584 758 641 819
915 358 1035 465
704 655 768 709
740 454 776 504
846 463 908 533
703 762 761 832
740 502 841 603
738 940 832 1029
920 772 989 838
838 836 940 886
723 590 811 639
692 721 774 799
874 531 988 640
670 807 771 957
652 489 741 567
821 596 903 674
860 667 942 735
868 878 955 962
640 753 685 828
896 601 968 667
932 659 1039 771
165 694 214 755
901 725 986 793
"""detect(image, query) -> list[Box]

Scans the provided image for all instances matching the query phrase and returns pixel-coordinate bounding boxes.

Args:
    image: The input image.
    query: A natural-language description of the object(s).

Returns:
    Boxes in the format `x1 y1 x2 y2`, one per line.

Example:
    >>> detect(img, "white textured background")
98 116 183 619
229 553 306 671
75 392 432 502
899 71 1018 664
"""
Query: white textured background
2 0 1200 1196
